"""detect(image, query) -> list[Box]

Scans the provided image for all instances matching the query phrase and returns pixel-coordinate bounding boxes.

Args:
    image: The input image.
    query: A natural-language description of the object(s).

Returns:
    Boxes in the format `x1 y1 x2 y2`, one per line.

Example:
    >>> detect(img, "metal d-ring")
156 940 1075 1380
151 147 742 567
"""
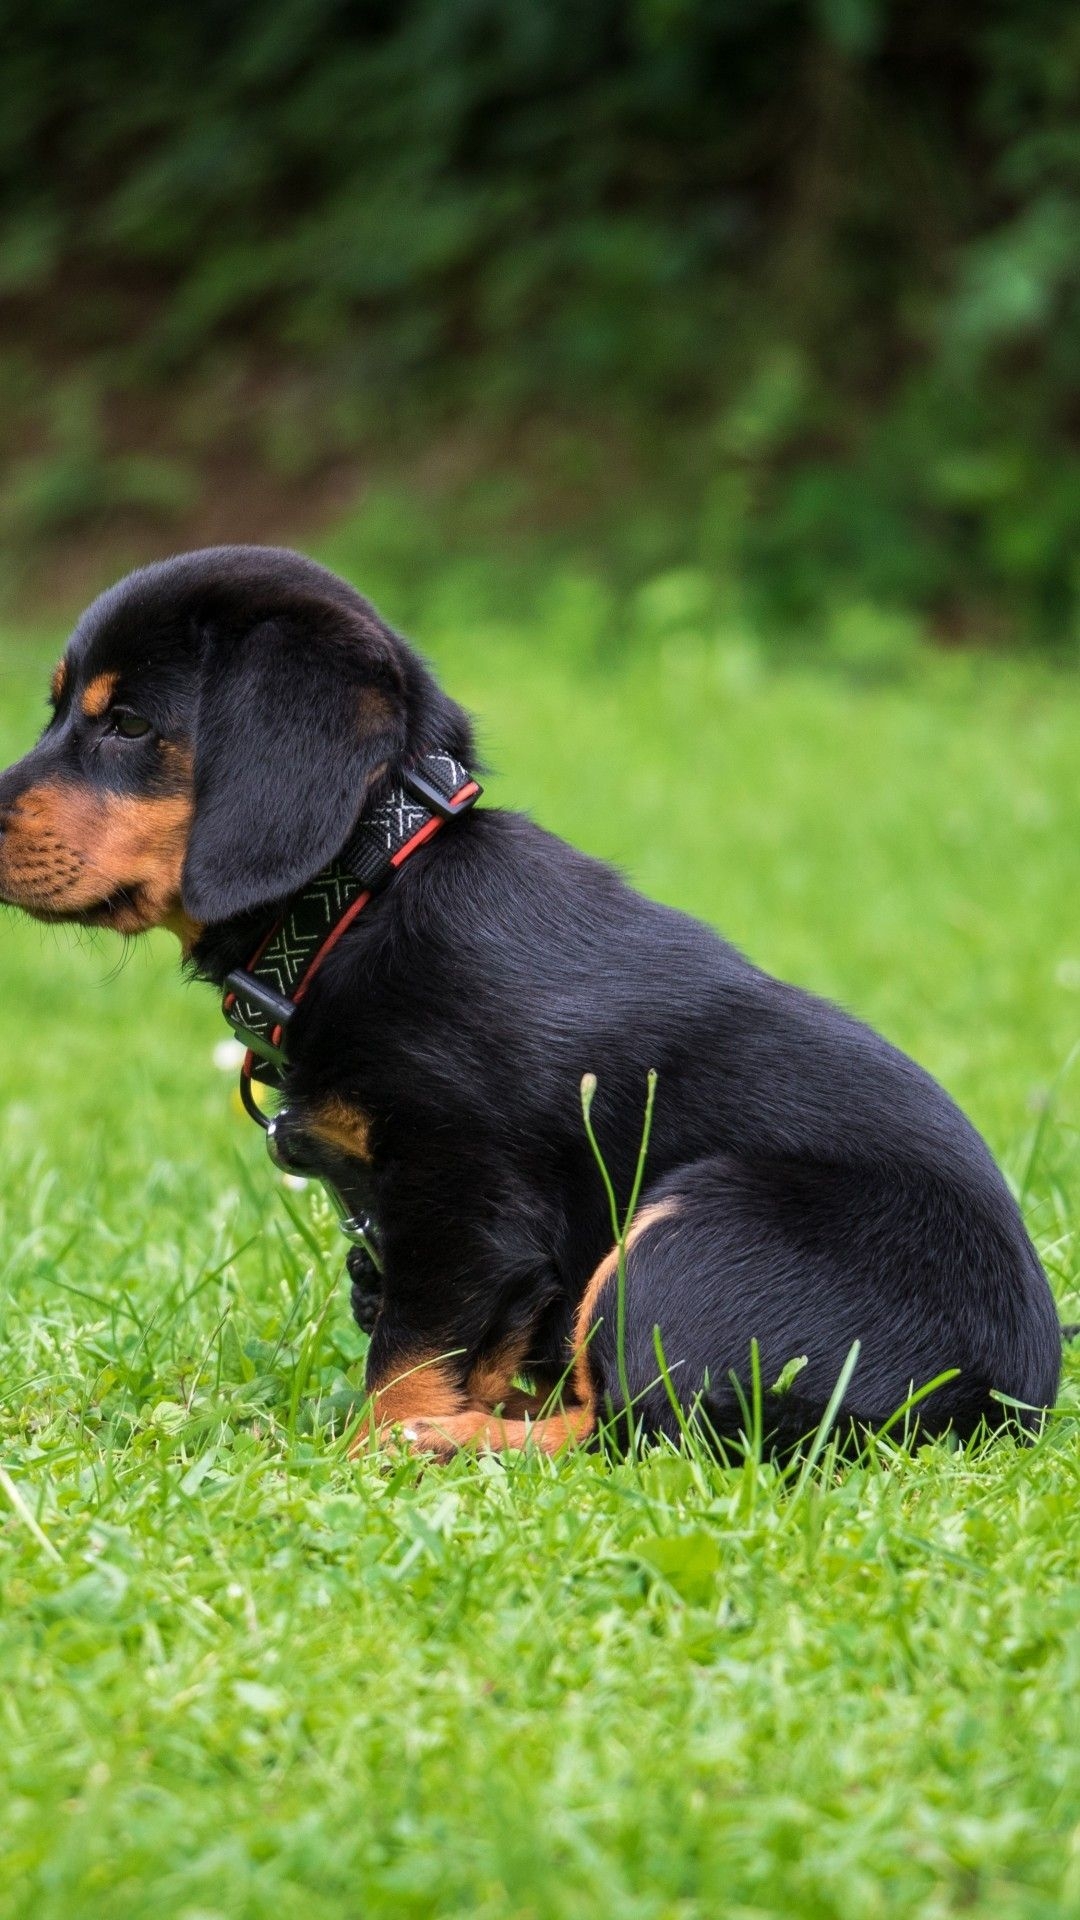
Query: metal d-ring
266 1109 384 1274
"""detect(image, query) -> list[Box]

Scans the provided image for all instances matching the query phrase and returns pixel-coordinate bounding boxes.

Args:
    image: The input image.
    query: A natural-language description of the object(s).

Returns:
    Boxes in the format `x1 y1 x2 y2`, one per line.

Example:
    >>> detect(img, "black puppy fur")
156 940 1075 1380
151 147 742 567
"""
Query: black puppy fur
0 547 1063 1456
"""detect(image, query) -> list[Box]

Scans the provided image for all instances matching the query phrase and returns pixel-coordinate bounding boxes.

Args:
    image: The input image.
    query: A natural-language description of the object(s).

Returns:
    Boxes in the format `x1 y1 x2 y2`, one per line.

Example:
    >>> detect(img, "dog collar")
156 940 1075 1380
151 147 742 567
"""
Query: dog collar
221 748 480 1118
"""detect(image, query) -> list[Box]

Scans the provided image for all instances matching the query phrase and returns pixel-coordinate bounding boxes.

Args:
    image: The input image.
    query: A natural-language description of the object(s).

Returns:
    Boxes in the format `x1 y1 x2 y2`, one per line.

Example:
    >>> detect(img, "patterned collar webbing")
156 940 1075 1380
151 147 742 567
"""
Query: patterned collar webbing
221 749 480 1074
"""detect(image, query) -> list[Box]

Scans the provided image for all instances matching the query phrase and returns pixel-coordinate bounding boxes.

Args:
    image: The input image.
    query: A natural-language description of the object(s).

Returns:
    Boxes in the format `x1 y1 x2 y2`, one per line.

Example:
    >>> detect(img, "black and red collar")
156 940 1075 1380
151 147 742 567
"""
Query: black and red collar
221 748 480 1120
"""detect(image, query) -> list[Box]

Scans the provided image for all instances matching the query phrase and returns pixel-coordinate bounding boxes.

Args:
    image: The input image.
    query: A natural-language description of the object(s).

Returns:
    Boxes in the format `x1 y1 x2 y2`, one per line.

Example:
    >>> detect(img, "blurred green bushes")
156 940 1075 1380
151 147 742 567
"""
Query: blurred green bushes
3 0 1080 640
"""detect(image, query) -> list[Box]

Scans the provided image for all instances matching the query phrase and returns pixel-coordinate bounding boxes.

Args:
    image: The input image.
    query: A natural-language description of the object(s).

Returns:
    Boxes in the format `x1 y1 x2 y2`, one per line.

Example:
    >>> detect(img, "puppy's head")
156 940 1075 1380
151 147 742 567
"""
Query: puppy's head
0 546 471 939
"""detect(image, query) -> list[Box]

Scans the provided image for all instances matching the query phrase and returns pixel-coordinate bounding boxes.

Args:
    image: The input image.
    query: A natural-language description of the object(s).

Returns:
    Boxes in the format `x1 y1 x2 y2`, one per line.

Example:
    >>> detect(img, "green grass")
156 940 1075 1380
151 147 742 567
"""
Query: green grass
1 564 1079 1920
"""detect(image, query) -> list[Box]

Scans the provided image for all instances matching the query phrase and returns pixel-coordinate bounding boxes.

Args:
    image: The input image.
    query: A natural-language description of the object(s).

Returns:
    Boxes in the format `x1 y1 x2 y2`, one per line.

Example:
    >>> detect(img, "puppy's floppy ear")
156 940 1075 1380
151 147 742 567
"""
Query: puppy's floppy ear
181 616 406 922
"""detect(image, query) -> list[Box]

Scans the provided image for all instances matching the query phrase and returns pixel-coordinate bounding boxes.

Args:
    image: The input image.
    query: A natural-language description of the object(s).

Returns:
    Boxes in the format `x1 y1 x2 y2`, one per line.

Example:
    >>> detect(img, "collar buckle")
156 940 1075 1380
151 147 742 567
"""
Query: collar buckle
402 765 480 819
222 968 296 1067
223 748 479 1088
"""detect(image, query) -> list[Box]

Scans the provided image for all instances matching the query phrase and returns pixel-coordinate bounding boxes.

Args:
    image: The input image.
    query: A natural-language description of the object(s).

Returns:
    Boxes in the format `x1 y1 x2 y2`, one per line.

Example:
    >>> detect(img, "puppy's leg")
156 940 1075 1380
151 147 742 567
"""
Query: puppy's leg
352 1343 467 1448
402 1404 594 1462
385 1218 685 1463
355 1322 593 1461
347 1156 595 1457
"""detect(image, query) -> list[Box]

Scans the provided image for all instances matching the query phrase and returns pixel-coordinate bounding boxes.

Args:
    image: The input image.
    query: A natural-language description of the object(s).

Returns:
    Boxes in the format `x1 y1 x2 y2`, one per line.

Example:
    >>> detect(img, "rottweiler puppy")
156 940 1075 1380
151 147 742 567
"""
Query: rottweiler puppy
0 547 1063 1457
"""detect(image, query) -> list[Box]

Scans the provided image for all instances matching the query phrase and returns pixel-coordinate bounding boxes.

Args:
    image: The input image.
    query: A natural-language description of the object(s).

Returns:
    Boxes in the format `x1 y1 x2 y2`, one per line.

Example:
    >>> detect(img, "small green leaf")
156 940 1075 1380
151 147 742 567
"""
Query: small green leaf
180 1451 218 1496
770 1355 809 1396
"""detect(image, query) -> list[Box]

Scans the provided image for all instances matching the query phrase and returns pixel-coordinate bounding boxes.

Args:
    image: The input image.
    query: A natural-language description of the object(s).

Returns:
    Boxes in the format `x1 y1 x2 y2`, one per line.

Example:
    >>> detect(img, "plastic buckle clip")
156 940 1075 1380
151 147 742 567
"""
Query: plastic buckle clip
222 968 296 1068
402 767 480 820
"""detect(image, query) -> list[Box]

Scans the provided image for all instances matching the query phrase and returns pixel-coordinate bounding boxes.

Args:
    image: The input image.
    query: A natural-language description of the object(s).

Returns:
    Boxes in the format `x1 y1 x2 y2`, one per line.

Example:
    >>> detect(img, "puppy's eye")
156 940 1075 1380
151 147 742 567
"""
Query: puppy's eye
110 710 154 740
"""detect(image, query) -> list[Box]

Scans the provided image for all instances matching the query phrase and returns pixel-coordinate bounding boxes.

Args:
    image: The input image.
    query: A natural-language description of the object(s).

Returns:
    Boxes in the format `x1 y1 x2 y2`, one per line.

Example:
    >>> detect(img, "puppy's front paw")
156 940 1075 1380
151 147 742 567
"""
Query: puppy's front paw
349 1415 469 1462
401 1417 469 1462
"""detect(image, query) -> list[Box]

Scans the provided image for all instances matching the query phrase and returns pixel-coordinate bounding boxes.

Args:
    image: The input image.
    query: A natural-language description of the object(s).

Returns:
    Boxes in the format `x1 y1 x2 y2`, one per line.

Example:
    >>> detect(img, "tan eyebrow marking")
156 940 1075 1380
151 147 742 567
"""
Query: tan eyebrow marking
50 659 68 703
81 671 119 719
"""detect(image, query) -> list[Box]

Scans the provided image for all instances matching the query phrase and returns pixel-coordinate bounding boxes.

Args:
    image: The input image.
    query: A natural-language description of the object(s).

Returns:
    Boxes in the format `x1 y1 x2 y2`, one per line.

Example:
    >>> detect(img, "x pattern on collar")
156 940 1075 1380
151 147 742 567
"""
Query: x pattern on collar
222 748 479 1069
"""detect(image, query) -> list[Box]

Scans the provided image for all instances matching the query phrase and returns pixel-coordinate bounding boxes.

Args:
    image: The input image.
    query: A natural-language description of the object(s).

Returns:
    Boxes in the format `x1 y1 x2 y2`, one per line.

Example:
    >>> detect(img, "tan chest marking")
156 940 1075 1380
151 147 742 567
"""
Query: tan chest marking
305 1095 374 1163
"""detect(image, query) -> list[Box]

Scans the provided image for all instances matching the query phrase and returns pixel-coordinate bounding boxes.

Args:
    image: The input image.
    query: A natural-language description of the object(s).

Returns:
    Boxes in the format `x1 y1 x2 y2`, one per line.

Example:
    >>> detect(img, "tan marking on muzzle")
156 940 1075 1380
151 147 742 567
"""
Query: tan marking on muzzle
160 905 205 953
0 778 194 934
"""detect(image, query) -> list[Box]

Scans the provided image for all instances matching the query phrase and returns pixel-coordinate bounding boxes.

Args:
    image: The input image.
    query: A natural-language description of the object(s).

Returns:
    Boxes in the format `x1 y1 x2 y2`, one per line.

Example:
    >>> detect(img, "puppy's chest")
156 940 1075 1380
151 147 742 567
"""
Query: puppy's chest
301 1094 375 1165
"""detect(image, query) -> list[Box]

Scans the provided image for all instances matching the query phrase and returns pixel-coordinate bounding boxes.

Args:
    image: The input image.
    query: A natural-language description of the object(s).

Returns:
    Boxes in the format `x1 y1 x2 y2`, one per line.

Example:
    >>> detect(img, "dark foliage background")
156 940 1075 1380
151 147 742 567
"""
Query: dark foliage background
3 0 1080 639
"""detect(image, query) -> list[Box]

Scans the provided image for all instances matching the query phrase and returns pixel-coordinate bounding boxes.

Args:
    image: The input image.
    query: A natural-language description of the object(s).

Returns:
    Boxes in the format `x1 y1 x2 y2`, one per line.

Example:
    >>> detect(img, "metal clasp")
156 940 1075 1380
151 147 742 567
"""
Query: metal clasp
265 1111 383 1274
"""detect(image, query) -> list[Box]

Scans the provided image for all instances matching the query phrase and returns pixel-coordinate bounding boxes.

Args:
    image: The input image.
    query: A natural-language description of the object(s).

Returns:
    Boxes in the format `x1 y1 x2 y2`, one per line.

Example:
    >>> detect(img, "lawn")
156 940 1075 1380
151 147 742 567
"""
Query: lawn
1 552 1079 1920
